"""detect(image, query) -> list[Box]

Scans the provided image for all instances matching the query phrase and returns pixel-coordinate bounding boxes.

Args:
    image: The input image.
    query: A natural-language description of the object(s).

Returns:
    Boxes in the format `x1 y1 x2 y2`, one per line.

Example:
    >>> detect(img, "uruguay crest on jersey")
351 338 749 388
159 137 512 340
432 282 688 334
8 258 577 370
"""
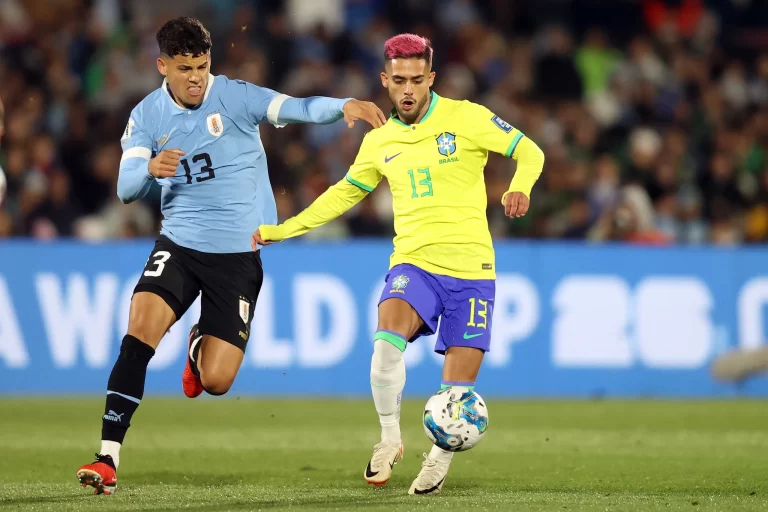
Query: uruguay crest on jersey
206 112 224 137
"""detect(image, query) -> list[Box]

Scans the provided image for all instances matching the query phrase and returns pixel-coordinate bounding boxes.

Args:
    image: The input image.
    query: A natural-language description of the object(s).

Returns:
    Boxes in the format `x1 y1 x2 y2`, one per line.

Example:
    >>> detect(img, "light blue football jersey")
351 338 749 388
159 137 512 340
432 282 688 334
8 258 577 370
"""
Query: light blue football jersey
118 74 348 253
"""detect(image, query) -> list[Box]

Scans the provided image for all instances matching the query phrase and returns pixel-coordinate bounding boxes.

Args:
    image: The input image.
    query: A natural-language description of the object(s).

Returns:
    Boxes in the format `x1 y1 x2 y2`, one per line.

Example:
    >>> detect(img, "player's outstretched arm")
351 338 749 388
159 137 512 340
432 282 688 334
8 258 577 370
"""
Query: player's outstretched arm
253 179 368 249
268 96 386 129
502 137 545 218
242 81 386 129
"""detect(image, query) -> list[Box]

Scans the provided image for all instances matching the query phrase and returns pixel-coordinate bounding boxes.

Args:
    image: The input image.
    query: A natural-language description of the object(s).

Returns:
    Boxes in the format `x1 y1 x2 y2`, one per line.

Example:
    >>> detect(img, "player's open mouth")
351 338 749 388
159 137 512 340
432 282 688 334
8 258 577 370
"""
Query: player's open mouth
188 86 202 97
401 99 415 111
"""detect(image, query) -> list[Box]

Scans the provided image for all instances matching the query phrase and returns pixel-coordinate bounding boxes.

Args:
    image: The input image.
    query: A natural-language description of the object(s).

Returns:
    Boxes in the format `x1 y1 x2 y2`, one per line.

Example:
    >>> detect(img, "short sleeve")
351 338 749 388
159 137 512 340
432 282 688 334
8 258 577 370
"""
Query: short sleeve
463 102 525 158
120 106 153 161
345 134 382 192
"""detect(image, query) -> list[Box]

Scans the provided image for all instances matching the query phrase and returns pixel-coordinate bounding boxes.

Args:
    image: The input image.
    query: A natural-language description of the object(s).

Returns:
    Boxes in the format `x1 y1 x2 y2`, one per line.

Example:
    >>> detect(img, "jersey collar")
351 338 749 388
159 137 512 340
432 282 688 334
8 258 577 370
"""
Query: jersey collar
161 73 216 110
389 91 440 127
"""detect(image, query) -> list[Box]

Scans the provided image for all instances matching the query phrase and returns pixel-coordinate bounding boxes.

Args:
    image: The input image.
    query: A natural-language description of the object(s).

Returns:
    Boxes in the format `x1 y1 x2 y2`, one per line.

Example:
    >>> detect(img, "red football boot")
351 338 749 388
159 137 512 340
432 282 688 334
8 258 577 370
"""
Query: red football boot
183 324 204 398
76 454 117 495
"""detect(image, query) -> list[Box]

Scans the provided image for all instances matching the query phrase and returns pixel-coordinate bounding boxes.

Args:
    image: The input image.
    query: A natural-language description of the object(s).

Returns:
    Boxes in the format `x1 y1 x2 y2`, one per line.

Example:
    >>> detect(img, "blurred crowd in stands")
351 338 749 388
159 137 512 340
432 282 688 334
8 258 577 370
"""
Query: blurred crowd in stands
2 0 768 245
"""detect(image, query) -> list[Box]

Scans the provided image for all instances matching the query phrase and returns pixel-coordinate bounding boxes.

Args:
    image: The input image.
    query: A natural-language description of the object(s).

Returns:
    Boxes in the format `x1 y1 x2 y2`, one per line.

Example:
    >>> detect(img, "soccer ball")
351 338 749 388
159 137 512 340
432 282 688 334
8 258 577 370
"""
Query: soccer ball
422 387 488 452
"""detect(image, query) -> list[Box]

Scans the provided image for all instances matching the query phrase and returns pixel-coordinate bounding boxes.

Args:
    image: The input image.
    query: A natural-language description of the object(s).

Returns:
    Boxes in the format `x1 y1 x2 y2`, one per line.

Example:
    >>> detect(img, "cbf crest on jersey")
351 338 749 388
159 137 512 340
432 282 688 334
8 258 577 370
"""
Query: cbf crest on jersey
206 112 224 137
436 132 456 156
390 274 409 294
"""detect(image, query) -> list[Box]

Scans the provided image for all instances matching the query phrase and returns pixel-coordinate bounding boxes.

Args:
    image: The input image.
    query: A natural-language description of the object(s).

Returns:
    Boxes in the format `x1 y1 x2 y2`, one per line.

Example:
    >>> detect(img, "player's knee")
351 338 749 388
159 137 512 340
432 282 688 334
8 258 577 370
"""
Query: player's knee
371 338 405 382
118 334 155 367
377 318 419 339
200 373 234 396
127 293 175 346
378 298 423 338
373 338 404 366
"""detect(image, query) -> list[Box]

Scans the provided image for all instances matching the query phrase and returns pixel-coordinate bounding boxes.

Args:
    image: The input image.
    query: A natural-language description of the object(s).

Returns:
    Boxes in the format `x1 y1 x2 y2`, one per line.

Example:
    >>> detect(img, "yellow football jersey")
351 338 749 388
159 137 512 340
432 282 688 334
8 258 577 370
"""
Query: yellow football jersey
345 92 526 280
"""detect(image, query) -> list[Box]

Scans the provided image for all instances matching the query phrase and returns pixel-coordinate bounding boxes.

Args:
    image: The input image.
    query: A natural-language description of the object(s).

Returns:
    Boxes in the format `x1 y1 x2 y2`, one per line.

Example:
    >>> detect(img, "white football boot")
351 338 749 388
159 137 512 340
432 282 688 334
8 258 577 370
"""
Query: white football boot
408 453 452 495
363 440 403 486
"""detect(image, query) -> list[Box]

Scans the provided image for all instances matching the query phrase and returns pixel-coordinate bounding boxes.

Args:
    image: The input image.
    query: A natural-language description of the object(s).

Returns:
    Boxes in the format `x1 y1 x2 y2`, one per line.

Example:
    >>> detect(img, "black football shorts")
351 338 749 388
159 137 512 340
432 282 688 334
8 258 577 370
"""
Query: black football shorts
133 235 263 350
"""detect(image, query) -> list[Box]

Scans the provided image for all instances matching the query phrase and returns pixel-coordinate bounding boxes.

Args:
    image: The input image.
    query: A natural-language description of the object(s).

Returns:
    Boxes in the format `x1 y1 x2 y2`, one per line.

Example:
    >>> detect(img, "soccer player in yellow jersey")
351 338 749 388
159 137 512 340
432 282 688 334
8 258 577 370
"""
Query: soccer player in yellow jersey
255 34 544 495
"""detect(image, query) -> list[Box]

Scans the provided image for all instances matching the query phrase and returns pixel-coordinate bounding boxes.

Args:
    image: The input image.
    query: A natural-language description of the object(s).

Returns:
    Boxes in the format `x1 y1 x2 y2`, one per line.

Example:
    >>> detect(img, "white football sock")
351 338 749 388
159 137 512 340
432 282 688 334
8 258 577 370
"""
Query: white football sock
370 338 406 443
100 440 121 469
428 444 454 463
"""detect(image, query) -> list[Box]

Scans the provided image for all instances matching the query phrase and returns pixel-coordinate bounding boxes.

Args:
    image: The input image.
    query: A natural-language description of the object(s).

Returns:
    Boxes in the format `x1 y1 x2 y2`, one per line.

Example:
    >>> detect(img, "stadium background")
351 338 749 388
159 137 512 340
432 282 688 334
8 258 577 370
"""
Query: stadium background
2 0 768 398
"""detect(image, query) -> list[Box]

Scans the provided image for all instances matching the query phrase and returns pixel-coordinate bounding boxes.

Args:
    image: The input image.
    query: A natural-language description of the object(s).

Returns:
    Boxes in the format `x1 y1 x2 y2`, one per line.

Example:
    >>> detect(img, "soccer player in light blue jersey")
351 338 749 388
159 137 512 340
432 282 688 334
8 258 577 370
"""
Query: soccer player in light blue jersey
76 17 386 495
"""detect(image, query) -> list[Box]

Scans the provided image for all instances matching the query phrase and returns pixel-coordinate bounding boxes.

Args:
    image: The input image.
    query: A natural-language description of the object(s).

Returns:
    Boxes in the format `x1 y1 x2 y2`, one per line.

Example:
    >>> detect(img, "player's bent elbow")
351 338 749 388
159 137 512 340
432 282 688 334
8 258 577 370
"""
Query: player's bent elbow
117 176 147 204
117 189 136 204
524 138 545 165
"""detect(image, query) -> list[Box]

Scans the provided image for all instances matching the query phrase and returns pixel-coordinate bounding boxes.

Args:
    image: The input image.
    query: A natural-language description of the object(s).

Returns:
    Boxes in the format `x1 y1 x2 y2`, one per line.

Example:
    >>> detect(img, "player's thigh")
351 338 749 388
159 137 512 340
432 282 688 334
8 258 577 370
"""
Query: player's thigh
377 264 442 342
131 236 201 347
127 293 175 349
435 278 495 356
197 249 263 354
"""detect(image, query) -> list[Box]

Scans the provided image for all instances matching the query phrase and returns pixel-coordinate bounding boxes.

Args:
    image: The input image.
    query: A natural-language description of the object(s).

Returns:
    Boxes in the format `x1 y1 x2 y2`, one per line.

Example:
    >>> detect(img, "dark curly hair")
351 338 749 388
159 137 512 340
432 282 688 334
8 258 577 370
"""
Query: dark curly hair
156 17 212 58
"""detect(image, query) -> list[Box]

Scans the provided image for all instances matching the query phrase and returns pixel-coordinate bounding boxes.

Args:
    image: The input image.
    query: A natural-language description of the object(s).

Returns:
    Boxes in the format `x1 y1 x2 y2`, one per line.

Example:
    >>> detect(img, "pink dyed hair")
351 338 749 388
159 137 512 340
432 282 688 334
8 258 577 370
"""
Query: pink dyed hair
383 33 433 66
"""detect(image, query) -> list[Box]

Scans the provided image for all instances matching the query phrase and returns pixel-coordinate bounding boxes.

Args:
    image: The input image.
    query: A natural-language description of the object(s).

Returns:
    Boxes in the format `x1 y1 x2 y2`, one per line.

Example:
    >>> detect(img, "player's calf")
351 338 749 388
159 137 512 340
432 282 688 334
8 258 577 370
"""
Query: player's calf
196 334 245 395
77 287 172 492
77 335 152 492
370 336 406 442
409 343 484 496
363 334 408 487
371 297 422 446
201 375 233 395
100 335 156 462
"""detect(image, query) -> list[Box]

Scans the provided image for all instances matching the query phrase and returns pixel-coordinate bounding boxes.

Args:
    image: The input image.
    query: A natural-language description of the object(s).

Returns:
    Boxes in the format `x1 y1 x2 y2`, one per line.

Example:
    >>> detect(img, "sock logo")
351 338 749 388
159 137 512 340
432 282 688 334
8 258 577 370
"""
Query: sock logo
103 410 125 422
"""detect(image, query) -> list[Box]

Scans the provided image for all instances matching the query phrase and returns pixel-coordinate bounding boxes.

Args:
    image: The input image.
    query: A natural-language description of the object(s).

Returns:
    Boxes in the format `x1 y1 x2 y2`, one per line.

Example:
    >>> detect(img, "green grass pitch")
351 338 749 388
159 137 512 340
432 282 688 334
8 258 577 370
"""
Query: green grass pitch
0 398 766 511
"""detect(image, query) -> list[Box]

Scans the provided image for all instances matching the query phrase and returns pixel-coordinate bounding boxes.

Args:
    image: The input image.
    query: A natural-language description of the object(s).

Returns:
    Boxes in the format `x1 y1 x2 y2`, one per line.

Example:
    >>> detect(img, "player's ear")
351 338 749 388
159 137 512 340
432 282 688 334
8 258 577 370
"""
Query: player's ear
157 57 167 77
428 71 436 88
380 72 388 88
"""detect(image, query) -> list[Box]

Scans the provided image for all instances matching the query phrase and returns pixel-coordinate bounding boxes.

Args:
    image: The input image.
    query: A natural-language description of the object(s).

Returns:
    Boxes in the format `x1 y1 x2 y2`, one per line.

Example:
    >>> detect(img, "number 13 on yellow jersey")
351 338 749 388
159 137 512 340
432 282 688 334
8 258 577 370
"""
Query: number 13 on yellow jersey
407 168 433 198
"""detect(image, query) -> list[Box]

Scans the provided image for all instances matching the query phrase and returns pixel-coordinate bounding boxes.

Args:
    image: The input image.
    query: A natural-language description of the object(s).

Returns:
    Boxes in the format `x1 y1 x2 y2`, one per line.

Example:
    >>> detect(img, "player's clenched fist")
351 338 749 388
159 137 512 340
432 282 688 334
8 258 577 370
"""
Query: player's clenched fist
502 191 530 218
148 149 185 178
343 99 387 129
